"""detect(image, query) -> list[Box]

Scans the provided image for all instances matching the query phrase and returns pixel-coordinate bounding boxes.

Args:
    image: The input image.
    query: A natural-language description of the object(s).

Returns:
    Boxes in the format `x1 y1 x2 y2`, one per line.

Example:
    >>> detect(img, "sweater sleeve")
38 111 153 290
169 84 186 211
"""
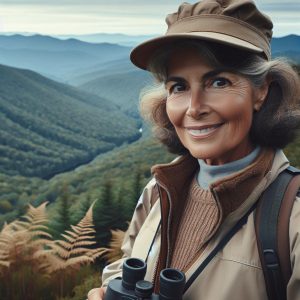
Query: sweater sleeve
287 195 300 300
101 178 158 287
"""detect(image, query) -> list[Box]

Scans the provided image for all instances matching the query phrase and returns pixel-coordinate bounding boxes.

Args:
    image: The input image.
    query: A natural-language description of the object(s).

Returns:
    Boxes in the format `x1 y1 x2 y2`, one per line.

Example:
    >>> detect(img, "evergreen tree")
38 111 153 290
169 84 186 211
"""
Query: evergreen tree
93 180 127 248
125 169 143 217
72 194 92 224
51 185 72 238
133 170 142 203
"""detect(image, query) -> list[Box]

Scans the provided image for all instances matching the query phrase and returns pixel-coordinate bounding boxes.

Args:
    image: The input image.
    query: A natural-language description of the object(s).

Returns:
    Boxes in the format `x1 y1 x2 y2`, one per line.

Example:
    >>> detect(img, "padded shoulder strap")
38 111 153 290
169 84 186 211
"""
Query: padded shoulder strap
278 167 300 285
255 166 300 300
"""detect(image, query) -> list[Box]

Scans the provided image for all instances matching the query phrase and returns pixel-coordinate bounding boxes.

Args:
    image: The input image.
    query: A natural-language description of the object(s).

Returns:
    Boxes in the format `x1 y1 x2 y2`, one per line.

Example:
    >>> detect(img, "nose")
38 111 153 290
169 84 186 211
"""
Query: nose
186 88 209 119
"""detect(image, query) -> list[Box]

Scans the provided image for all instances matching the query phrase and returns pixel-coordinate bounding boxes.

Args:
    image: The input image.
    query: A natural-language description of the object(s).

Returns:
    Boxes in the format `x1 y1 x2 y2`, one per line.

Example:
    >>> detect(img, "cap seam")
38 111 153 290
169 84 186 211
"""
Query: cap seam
168 14 270 45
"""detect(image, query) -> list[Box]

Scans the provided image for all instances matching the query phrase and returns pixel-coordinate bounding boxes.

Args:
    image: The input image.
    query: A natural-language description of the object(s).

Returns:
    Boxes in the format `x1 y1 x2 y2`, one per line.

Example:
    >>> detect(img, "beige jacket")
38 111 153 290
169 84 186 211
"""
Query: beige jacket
102 150 300 300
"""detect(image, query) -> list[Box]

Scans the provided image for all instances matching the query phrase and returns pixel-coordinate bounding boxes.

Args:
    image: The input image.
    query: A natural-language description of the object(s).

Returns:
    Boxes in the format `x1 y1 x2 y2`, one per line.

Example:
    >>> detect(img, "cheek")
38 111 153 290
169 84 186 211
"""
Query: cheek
221 101 254 135
166 97 188 126
217 89 254 119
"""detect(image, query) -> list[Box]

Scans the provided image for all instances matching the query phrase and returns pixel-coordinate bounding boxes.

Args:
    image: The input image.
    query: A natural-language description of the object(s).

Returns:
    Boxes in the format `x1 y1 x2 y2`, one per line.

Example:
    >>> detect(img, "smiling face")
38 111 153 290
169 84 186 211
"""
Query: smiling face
165 47 267 165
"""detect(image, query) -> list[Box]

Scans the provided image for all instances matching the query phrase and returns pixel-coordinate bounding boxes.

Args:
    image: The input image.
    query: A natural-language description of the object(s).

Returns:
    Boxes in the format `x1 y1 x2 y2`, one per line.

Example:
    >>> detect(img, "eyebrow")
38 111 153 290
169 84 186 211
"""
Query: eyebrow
164 67 236 85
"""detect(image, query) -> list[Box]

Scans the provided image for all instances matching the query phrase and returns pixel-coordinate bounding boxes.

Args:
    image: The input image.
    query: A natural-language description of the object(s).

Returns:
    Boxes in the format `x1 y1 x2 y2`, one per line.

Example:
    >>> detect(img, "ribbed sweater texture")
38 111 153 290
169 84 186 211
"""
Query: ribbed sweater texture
170 178 218 270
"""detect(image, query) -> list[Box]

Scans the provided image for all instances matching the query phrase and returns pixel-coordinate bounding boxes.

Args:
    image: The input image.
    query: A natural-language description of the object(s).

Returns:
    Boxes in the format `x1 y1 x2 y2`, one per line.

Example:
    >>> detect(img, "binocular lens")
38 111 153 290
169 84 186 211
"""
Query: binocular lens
159 268 186 300
122 258 147 290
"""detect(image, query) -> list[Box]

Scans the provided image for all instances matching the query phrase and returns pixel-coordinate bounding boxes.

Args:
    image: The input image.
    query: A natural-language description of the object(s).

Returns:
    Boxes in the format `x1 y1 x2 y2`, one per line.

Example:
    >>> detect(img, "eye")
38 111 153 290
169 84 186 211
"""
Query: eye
210 77 231 88
168 83 187 95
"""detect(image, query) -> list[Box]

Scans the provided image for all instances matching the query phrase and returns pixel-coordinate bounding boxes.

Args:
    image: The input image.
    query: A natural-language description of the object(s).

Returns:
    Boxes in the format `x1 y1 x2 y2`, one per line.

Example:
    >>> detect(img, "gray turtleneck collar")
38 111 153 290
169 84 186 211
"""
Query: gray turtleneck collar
197 146 261 189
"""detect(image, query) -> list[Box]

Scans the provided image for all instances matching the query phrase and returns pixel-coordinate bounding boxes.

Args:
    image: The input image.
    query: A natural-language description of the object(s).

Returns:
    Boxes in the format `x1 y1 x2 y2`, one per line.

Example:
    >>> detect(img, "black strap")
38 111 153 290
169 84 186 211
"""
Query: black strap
256 166 300 300
184 200 258 293
145 219 161 264
257 169 292 300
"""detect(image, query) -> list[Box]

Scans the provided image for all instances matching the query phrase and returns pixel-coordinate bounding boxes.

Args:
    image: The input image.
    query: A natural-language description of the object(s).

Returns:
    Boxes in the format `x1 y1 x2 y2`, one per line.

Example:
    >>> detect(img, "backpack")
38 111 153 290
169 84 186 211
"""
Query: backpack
255 166 300 300
182 166 300 298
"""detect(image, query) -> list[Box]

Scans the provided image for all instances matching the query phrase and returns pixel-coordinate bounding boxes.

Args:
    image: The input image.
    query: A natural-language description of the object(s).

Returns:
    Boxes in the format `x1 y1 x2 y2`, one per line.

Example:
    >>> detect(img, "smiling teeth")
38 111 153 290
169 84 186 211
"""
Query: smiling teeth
188 125 220 136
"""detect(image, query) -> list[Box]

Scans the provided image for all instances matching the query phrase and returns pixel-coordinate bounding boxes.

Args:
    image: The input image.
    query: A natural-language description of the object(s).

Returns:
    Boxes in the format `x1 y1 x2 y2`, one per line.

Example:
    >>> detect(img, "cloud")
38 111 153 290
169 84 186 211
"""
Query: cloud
0 0 298 36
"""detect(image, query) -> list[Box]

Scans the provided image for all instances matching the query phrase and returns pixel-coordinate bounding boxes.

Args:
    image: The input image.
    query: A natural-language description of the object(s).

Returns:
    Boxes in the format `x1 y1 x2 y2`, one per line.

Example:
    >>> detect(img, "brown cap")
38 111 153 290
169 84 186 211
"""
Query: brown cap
130 0 273 70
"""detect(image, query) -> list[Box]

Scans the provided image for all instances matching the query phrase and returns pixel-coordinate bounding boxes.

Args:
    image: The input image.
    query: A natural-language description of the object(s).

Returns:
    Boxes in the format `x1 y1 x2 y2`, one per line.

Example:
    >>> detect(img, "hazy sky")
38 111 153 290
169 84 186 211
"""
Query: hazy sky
0 0 299 37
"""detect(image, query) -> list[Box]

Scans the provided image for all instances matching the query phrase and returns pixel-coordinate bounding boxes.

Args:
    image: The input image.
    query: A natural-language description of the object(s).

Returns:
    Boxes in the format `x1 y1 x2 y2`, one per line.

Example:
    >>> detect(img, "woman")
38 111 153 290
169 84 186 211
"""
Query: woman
88 0 300 299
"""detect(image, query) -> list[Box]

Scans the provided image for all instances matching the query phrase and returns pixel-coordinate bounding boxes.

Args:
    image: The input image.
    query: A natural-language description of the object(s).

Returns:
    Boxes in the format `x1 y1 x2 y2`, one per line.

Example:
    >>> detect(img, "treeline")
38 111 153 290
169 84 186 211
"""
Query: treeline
1 132 300 230
0 138 175 228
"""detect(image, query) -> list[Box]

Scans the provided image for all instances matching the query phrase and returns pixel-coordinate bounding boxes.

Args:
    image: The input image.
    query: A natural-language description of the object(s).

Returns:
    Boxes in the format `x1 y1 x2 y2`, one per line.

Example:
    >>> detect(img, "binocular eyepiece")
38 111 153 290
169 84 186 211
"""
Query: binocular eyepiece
104 258 186 300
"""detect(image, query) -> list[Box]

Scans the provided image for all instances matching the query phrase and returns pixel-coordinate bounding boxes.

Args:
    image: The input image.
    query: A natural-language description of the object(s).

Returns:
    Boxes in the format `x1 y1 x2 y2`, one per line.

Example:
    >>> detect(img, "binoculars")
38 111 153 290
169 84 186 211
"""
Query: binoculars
104 258 186 300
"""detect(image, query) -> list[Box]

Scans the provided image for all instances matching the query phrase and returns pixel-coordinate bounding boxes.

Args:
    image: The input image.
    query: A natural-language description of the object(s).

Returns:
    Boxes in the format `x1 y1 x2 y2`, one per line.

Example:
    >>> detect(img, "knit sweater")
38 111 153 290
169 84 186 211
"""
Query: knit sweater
170 148 274 271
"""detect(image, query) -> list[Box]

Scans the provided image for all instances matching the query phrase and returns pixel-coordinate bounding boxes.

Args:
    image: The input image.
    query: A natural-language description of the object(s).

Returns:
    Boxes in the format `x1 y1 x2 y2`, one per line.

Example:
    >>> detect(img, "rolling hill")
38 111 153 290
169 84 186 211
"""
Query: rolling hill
0 64 141 178
77 70 153 118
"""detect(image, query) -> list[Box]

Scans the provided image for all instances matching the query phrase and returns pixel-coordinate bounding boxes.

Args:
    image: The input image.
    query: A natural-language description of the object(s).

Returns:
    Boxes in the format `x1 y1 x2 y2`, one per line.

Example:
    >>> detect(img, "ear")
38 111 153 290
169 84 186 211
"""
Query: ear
253 80 270 112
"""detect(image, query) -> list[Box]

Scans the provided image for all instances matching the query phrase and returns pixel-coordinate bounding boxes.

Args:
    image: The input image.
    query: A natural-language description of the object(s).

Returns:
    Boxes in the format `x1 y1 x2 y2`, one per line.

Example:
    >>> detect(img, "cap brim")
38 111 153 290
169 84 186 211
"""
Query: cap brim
130 32 264 70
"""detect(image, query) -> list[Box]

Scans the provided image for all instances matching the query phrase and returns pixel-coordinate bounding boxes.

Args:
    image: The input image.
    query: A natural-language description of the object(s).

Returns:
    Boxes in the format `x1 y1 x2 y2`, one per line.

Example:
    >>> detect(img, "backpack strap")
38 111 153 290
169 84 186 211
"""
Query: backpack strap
255 166 300 300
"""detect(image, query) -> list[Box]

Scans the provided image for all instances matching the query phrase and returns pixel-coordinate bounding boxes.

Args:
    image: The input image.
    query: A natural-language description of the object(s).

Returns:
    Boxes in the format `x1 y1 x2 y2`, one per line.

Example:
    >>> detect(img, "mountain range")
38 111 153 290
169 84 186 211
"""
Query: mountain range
0 34 299 82
0 34 131 80
0 33 299 177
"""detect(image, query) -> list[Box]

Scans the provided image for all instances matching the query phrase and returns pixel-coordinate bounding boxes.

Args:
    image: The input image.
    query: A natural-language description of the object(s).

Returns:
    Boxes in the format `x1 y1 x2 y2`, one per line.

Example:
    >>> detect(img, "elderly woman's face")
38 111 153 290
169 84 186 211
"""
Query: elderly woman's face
165 47 266 165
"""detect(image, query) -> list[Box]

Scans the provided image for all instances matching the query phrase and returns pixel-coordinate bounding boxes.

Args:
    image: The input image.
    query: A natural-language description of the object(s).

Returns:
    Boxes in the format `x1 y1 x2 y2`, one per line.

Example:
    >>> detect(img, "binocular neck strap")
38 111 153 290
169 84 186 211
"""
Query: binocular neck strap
145 219 162 264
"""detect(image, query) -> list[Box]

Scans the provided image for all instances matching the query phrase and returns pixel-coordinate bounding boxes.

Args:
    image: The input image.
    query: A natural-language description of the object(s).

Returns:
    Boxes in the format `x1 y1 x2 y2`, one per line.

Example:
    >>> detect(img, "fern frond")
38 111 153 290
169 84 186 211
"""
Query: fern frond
60 234 76 243
64 256 93 267
69 247 93 256
64 230 79 238
70 225 82 234
73 240 96 247
90 248 109 260
0 202 52 271
29 231 53 239
47 201 106 274
104 229 125 264
75 235 95 241
27 224 50 231
56 239 73 250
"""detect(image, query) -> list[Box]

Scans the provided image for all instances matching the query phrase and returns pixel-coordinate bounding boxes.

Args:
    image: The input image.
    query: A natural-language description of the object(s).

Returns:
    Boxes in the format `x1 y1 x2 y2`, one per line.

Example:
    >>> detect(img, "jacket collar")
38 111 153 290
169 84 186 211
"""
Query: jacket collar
151 147 279 220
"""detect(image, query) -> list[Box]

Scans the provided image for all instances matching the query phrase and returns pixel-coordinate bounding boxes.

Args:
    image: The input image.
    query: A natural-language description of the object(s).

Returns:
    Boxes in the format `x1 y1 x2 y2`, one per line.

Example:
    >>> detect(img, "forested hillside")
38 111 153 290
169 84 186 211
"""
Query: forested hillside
0 137 175 234
78 70 153 117
68 58 137 85
0 64 140 178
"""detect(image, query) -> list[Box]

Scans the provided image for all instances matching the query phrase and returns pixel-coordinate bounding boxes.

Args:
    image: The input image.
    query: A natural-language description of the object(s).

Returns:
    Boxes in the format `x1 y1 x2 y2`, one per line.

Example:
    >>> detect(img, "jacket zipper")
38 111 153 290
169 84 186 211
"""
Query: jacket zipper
151 181 172 285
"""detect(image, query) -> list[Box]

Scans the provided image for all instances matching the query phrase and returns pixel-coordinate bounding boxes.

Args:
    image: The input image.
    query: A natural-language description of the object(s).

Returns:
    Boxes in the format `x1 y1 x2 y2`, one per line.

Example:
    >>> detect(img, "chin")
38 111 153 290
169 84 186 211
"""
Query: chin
188 148 215 160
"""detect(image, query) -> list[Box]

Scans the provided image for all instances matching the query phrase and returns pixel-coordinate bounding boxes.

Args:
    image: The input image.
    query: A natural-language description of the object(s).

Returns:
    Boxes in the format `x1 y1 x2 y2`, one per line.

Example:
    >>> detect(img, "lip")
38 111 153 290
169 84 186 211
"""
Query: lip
185 123 224 138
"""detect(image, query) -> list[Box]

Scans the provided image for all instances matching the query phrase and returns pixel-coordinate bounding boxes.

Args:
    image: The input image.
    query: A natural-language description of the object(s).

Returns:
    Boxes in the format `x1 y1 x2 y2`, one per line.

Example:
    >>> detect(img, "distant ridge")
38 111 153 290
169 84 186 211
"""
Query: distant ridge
0 34 131 79
55 33 157 46
272 34 300 53
0 34 127 52
0 34 299 81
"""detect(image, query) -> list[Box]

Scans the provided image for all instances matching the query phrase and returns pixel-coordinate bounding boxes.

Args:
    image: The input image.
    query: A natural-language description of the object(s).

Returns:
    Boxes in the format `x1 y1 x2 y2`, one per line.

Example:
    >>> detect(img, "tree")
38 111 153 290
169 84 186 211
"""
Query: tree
51 184 72 238
93 180 127 248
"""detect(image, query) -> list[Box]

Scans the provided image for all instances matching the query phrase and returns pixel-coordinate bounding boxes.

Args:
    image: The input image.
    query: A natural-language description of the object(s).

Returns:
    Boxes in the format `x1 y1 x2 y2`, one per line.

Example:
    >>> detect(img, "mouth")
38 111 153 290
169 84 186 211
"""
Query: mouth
186 123 224 138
